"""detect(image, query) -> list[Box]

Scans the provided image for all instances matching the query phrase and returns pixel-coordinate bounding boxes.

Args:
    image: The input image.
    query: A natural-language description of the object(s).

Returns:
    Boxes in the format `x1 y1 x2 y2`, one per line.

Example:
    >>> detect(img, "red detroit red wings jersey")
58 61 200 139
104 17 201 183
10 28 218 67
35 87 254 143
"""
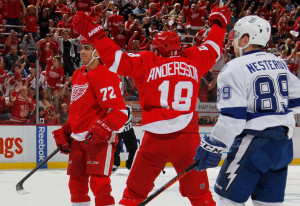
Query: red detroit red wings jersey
94 25 225 134
69 65 127 141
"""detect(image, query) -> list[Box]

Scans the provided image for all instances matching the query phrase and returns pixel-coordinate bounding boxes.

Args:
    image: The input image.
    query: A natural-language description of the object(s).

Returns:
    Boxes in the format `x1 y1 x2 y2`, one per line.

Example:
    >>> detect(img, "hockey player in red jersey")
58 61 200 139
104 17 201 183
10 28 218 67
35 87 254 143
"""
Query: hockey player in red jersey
72 5 230 206
52 37 128 206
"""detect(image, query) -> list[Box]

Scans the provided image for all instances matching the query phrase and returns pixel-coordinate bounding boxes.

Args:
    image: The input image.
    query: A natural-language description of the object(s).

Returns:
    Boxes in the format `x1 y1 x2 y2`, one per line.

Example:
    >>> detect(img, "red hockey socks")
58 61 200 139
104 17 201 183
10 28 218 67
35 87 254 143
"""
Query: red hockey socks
90 175 115 206
69 176 90 203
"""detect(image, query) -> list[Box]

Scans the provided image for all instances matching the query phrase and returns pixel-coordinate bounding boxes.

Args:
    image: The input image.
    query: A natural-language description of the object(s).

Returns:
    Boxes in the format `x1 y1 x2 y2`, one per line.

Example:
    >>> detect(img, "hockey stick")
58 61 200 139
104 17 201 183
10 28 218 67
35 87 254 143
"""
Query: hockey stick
137 160 199 206
16 146 61 195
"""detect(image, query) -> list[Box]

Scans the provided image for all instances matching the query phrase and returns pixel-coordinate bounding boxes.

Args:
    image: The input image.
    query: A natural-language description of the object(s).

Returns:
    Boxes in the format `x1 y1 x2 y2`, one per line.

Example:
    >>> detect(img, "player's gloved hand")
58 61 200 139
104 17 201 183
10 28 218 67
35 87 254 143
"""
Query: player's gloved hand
194 135 226 171
88 119 113 143
72 11 105 42
209 5 230 29
52 124 72 154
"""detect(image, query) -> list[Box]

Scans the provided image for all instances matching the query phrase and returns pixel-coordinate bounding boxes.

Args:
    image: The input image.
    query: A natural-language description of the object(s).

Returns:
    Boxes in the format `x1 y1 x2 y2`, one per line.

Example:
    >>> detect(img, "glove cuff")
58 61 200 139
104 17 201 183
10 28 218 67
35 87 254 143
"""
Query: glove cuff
200 136 225 154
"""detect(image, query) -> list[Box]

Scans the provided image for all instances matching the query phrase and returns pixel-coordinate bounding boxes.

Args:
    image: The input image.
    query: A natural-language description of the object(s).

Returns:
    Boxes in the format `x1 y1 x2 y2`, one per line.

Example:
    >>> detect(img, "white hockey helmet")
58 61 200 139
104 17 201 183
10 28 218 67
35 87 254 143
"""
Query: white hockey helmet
233 15 271 47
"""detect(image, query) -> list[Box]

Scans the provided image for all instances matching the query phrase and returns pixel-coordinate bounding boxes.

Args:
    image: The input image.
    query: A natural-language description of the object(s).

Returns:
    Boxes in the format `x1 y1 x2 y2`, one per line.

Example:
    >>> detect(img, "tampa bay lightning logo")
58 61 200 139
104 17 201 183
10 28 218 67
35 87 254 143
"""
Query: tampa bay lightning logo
249 18 256 23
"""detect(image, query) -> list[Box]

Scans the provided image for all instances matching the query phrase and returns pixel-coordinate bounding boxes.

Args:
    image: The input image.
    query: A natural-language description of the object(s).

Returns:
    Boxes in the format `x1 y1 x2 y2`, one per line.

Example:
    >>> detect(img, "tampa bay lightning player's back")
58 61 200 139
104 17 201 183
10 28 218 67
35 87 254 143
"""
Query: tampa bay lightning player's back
194 15 300 206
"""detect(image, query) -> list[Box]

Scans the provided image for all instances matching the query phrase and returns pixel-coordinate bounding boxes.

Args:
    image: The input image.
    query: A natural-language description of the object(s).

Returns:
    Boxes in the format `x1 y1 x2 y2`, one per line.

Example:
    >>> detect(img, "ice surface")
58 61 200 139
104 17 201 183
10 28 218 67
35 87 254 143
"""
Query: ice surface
1 166 300 206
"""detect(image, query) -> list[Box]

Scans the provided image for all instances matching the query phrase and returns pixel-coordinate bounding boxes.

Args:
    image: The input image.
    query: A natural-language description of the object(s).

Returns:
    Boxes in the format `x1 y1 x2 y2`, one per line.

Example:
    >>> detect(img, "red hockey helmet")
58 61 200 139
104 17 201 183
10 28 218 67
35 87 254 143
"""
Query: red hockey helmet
80 36 94 46
152 31 181 57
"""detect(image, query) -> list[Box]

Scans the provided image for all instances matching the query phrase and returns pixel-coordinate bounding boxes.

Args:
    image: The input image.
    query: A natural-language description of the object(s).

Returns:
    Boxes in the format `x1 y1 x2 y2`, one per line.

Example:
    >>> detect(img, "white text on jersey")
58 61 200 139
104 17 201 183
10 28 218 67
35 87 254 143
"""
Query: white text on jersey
147 61 199 82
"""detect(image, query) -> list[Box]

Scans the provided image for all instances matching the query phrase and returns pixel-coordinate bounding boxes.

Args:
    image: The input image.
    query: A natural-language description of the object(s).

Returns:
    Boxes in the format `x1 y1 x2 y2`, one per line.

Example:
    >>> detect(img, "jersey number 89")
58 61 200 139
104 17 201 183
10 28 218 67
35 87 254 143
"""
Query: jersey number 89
254 74 288 113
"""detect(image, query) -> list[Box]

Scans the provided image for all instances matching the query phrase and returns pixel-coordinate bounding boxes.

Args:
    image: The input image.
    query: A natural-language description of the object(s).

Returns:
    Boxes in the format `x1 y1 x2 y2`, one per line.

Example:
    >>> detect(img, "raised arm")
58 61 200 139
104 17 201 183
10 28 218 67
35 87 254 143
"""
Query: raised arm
20 0 27 16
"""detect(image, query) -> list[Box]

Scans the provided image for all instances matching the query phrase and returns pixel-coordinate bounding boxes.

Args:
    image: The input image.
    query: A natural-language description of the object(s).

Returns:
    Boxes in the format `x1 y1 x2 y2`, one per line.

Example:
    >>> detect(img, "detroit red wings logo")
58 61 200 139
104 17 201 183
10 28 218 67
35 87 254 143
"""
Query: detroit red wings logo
70 83 89 104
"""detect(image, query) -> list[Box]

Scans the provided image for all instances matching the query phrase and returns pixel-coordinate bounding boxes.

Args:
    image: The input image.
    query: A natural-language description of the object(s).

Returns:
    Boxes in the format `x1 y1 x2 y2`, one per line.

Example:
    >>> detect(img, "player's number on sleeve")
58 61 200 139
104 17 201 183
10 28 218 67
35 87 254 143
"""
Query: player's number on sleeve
158 81 193 111
254 74 288 112
100 86 116 101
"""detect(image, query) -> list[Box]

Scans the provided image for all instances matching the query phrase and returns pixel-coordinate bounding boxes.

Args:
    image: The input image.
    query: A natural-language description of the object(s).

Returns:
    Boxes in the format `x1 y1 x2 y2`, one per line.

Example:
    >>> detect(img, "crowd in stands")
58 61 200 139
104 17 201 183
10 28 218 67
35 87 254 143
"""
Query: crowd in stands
0 0 299 125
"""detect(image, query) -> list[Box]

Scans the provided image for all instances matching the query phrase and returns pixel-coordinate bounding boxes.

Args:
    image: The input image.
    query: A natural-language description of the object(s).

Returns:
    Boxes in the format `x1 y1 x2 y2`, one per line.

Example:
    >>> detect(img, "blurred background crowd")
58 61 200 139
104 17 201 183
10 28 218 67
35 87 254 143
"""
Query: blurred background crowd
0 0 299 125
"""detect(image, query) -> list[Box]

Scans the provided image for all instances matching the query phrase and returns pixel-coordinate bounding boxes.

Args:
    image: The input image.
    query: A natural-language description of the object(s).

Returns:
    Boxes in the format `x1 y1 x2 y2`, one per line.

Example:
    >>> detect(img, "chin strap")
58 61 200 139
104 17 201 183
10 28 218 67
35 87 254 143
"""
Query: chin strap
84 49 99 67
235 38 251 56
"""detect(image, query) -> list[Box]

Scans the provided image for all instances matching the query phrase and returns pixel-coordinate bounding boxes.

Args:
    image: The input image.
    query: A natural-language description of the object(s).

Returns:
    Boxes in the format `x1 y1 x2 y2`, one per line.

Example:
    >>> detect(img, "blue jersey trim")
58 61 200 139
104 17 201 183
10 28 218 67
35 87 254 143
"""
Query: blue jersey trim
243 50 262 56
289 97 300 108
220 107 247 119
246 110 293 121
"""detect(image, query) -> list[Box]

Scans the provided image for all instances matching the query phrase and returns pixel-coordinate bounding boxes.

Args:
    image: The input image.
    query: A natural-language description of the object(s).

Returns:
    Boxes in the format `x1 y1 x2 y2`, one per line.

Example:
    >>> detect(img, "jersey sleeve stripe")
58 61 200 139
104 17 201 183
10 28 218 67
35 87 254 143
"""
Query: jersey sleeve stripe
109 50 123 73
203 40 220 61
220 107 247 120
289 98 300 109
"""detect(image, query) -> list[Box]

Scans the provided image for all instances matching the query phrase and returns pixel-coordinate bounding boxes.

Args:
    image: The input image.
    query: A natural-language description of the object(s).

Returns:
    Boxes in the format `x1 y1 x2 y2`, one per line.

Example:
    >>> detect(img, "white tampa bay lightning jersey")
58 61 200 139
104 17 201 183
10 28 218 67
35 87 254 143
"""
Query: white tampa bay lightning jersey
211 50 300 147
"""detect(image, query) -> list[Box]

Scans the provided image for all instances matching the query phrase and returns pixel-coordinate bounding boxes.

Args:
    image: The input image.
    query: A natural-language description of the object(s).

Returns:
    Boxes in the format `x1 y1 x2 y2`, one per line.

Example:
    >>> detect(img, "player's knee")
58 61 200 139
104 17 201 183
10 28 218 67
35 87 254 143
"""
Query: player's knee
215 194 245 206
90 175 112 195
69 176 90 203
252 200 283 206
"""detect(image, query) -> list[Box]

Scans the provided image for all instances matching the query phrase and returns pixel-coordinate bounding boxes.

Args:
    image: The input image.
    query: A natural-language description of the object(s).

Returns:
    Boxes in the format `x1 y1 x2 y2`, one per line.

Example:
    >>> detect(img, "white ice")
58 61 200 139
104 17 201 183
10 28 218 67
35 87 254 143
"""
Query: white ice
1 166 300 206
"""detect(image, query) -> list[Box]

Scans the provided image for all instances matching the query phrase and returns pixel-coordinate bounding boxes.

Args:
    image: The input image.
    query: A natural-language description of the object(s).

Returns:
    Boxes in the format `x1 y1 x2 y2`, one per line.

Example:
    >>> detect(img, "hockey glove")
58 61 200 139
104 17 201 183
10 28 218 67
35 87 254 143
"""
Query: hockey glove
88 119 113 143
208 6 230 29
72 11 105 42
194 135 226 171
52 124 72 154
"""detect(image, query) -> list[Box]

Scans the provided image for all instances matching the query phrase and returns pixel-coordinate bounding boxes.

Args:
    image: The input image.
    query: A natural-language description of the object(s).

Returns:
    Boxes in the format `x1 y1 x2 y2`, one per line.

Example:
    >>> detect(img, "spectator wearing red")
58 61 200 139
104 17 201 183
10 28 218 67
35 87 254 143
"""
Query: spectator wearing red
75 0 92 12
56 0 71 18
26 64 47 91
20 0 40 41
194 29 205 46
254 1 269 20
127 31 150 51
112 23 127 49
57 13 71 35
36 34 59 70
5 0 22 32
126 18 144 44
0 57 7 87
276 15 293 39
45 44 64 95
183 0 205 35
10 85 35 124
293 17 300 33
272 0 286 13
44 105 60 124
107 5 125 37
91 2 108 24
148 2 159 17
0 88 10 121
5 63 26 97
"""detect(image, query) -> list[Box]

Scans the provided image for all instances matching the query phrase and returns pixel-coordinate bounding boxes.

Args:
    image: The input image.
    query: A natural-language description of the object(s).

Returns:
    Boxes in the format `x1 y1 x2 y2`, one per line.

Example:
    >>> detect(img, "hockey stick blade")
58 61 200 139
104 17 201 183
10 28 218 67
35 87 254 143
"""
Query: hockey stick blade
16 147 61 195
16 182 29 195
138 160 199 206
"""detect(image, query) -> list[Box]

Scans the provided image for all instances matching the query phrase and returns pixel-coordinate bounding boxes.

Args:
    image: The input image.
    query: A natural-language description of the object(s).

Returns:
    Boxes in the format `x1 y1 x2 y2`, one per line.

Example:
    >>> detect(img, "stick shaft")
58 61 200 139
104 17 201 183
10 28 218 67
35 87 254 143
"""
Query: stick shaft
16 147 61 189
138 160 199 206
